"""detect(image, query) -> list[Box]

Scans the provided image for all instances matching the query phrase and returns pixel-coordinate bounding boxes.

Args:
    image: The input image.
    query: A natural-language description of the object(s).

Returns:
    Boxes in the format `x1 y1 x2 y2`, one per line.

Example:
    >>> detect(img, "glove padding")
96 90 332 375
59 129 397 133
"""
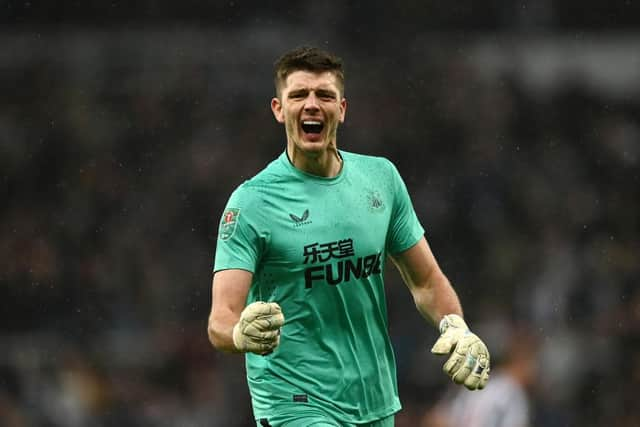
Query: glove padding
232 301 285 354
431 314 490 390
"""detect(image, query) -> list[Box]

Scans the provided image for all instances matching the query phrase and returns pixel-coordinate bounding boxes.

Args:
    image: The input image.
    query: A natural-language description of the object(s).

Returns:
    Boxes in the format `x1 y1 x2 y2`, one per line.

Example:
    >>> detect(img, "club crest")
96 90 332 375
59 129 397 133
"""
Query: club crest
367 190 385 211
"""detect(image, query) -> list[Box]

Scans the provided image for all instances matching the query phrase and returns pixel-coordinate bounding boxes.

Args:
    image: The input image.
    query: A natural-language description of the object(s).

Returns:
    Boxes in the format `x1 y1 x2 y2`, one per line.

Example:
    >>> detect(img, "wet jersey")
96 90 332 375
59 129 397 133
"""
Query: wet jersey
214 150 424 423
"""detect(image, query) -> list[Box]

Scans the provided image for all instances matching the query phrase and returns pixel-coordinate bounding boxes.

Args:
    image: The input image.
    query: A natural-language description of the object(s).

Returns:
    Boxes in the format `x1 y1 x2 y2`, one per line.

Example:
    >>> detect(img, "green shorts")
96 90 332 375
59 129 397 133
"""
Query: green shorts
255 410 394 427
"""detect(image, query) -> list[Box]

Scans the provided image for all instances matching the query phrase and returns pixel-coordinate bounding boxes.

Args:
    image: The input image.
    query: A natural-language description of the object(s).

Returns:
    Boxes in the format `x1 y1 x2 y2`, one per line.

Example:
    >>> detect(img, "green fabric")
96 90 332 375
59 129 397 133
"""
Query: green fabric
215 150 423 423
255 410 395 426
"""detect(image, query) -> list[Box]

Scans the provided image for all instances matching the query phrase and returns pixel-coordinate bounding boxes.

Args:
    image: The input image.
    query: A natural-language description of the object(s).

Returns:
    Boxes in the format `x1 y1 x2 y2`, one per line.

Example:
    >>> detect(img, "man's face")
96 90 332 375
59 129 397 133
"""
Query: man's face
271 70 347 157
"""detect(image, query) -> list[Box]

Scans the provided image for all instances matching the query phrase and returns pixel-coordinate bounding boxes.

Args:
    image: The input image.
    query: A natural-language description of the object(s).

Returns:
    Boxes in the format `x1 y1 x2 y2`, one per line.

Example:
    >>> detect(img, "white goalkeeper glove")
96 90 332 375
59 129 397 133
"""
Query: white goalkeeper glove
232 301 285 355
431 314 490 390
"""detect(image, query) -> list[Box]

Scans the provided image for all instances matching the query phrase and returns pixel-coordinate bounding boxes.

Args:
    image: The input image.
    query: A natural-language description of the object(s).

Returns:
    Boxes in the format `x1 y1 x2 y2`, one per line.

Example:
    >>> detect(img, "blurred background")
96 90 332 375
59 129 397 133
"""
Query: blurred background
1 1 639 426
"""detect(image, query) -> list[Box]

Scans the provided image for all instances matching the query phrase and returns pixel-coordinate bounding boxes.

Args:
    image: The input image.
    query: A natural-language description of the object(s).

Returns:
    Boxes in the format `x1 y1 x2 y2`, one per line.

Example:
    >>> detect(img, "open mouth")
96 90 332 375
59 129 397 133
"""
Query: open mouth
301 120 324 134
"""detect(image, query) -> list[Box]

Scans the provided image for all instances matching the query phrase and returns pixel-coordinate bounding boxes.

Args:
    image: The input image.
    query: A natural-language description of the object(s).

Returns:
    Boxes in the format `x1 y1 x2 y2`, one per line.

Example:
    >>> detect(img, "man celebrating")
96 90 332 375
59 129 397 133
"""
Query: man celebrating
208 46 490 427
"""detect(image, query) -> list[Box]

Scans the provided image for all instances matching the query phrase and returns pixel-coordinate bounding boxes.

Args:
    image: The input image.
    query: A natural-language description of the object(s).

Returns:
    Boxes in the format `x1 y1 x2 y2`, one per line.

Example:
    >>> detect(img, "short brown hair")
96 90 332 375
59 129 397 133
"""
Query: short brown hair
274 46 345 98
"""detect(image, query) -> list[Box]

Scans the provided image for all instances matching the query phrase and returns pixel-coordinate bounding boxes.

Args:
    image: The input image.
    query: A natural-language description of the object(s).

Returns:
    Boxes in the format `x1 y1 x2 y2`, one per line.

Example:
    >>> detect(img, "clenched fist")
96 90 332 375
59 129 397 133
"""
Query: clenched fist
232 302 285 355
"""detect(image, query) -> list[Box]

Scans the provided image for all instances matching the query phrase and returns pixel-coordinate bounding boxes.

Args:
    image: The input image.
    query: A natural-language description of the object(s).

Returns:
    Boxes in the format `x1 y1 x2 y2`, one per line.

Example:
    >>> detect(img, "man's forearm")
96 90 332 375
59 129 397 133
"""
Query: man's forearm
207 310 241 353
412 270 463 326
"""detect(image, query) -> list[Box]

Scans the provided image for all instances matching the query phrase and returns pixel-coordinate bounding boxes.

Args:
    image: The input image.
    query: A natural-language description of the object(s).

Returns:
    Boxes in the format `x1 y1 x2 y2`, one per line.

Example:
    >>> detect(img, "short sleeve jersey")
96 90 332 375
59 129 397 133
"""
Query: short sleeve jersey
214 150 424 423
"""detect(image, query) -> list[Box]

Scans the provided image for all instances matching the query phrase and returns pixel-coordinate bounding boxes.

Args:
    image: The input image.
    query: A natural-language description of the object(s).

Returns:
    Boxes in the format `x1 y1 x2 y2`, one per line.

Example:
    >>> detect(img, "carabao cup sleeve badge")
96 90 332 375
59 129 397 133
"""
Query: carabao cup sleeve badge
218 208 241 241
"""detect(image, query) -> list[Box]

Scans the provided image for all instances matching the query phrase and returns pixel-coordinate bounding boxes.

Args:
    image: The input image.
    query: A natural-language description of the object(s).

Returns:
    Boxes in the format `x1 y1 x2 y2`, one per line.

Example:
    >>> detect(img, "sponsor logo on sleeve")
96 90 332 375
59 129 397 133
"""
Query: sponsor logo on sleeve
219 208 240 240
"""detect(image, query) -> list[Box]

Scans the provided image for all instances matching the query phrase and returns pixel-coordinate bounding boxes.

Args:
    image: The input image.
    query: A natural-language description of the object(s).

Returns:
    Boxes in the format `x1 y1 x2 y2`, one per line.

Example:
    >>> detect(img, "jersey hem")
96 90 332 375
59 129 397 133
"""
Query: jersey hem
252 402 402 425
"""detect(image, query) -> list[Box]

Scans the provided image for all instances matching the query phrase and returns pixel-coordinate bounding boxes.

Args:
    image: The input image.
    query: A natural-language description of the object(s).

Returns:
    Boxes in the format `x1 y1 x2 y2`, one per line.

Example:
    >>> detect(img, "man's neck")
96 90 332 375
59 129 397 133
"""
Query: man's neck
287 145 342 178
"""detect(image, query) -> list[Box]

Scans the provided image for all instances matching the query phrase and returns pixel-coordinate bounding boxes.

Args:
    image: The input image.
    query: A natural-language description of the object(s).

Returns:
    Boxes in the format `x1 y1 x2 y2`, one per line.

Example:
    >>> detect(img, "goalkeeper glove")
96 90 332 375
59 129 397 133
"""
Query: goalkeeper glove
232 301 285 355
431 314 490 390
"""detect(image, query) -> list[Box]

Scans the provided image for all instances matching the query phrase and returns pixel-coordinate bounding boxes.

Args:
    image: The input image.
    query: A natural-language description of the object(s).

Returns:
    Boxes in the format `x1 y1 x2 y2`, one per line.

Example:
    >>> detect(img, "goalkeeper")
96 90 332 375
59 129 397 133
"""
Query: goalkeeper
207 46 490 427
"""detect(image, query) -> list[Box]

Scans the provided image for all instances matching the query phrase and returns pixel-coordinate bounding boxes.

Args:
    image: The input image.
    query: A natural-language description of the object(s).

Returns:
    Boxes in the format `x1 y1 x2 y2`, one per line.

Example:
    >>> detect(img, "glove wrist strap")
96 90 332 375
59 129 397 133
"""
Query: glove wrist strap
439 314 468 334
232 323 243 351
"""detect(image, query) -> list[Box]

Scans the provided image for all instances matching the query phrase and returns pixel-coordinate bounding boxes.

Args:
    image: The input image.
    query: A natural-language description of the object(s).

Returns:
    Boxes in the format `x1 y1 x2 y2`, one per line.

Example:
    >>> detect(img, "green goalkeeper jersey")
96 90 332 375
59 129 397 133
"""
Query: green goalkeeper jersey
214 150 424 423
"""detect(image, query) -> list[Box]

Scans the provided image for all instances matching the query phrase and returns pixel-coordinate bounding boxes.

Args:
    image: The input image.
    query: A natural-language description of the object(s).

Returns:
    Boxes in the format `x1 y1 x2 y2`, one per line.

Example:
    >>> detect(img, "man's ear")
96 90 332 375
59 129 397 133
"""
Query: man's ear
271 97 284 123
339 97 347 123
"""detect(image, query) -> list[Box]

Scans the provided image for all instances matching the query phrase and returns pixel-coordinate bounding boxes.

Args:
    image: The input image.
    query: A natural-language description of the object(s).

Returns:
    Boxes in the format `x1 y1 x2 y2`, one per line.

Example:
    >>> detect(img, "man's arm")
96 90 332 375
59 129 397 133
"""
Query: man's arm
207 269 253 352
389 236 461 325
390 236 490 390
207 269 284 354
